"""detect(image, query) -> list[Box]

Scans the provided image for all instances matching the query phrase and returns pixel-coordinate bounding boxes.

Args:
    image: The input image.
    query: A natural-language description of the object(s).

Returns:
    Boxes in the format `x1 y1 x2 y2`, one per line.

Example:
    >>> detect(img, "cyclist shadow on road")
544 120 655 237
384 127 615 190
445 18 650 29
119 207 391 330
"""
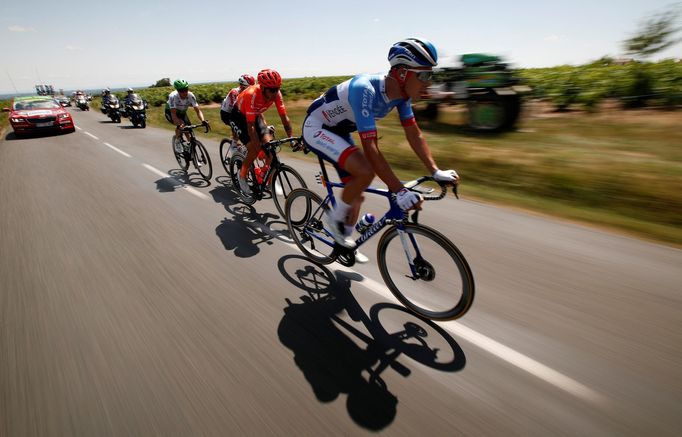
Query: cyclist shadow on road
210 186 293 258
276 255 466 431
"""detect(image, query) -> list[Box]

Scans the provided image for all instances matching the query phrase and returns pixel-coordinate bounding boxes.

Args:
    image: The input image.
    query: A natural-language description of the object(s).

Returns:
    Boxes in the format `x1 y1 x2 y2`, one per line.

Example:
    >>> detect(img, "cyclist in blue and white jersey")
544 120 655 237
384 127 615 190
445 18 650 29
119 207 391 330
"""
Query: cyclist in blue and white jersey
302 37 460 249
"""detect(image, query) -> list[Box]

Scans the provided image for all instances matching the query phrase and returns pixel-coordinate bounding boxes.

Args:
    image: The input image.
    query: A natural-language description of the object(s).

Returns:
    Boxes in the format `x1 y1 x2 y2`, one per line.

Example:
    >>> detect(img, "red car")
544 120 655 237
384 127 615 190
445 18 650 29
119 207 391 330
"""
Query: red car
3 96 75 136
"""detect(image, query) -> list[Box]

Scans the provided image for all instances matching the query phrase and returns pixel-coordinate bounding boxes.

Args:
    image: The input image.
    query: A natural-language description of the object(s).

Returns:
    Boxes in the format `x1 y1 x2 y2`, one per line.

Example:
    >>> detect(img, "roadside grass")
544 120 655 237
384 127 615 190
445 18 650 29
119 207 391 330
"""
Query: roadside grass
94 96 682 247
0 100 10 136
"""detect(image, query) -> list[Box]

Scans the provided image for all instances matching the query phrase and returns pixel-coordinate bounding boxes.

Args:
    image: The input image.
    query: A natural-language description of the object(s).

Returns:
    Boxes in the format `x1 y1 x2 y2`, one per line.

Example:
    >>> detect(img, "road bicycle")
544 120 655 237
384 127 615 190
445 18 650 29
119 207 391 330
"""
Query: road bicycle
284 158 475 321
229 136 307 218
219 125 275 185
171 123 213 181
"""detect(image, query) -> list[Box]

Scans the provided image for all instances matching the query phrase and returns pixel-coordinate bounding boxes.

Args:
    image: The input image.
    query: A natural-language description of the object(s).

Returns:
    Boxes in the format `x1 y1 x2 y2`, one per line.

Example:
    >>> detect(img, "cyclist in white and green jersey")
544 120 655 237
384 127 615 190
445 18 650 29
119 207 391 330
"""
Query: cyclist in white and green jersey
165 79 209 147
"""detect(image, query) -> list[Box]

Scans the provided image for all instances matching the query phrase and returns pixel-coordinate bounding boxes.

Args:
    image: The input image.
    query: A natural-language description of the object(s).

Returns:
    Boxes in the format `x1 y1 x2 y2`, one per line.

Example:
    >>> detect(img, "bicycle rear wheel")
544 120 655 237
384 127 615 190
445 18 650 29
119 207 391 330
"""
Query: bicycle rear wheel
271 164 307 219
172 135 190 171
192 140 213 181
377 223 474 321
285 189 336 265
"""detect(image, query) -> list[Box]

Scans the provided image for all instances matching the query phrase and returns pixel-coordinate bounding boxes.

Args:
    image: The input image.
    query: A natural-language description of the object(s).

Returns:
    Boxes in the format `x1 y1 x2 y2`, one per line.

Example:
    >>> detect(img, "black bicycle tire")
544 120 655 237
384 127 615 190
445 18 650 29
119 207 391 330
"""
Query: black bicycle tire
285 188 336 265
270 164 307 219
192 139 213 181
219 138 232 175
172 135 190 171
377 223 475 321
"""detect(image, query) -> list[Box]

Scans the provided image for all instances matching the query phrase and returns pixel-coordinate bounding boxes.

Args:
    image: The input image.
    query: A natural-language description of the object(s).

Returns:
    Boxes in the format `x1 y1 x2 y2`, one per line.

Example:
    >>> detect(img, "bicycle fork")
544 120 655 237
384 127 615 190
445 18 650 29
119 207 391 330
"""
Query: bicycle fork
398 227 423 280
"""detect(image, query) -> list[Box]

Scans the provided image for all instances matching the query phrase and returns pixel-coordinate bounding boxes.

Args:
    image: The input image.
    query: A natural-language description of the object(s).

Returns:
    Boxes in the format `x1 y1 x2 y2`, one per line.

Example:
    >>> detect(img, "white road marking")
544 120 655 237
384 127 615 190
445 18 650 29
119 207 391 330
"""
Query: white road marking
250 219 604 404
83 131 99 140
103 142 131 158
141 164 209 200
75 126 82 131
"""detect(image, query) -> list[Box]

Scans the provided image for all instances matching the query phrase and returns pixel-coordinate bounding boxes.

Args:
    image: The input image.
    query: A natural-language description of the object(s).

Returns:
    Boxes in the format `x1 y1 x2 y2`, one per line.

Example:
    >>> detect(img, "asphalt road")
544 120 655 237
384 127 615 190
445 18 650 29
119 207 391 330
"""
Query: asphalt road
1 108 680 436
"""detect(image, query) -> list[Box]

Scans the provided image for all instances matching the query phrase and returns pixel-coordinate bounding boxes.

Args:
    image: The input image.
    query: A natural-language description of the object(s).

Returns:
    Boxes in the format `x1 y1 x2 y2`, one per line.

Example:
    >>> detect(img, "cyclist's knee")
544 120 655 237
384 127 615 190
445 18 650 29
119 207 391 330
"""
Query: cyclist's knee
353 159 374 185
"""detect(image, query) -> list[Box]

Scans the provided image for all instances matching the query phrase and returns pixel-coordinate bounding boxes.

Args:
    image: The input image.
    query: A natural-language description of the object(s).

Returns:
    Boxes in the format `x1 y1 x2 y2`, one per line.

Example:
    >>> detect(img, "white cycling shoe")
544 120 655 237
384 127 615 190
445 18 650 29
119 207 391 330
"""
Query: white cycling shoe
323 214 356 249
238 176 252 198
354 250 369 264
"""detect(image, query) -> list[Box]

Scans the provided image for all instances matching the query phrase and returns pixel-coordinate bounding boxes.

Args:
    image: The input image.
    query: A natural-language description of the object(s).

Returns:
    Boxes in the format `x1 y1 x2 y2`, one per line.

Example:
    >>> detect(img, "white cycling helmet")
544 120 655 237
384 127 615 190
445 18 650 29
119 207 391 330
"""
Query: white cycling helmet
388 37 438 68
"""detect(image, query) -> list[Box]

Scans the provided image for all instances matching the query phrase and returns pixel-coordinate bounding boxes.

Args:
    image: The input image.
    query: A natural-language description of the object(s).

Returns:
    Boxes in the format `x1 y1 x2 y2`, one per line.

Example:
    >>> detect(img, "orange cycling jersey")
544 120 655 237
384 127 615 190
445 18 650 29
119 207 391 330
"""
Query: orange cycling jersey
235 84 287 123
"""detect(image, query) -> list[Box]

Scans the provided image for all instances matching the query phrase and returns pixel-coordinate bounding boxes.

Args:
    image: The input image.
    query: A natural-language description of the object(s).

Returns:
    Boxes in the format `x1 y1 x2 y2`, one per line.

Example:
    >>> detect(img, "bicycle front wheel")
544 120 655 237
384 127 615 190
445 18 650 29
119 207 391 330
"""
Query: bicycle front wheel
285 189 336 265
271 164 307 219
377 223 474 321
192 140 213 181
172 135 190 171
219 138 233 176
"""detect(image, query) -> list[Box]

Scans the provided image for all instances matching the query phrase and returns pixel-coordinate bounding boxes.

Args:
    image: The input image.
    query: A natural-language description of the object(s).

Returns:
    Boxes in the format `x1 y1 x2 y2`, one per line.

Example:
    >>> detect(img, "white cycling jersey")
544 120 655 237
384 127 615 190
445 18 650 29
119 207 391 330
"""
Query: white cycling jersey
167 90 198 113
220 87 240 113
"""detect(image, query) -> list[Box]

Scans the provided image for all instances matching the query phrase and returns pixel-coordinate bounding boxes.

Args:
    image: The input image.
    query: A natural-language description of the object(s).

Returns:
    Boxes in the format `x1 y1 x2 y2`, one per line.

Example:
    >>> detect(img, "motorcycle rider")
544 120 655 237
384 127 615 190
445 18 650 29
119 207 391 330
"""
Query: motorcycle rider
124 88 136 105
101 88 112 113
122 88 137 117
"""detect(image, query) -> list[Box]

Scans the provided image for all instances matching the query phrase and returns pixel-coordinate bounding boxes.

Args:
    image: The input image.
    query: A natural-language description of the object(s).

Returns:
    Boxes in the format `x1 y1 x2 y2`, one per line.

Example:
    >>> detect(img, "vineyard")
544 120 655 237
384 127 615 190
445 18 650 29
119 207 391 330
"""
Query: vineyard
110 76 352 107
518 59 682 110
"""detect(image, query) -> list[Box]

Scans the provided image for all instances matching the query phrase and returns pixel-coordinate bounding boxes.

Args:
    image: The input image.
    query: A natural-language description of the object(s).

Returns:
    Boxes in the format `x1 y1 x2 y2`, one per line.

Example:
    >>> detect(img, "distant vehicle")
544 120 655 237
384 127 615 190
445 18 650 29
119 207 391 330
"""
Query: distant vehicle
424 53 531 132
103 96 121 123
122 94 147 128
75 95 89 111
56 95 71 107
2 96 75 136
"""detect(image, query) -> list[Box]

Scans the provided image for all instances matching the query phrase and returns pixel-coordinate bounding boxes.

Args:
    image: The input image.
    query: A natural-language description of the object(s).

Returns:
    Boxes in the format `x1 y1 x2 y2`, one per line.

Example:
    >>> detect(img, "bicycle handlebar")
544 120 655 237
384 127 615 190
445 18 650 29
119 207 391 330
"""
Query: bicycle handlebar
404 176 459 200
262 136 305 152
180 123 210 134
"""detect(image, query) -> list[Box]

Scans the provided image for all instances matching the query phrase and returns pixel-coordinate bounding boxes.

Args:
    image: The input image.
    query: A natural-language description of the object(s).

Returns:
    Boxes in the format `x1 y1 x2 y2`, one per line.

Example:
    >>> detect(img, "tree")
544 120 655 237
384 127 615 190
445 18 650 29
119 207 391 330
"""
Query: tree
623 3 682 59
151 77 171 88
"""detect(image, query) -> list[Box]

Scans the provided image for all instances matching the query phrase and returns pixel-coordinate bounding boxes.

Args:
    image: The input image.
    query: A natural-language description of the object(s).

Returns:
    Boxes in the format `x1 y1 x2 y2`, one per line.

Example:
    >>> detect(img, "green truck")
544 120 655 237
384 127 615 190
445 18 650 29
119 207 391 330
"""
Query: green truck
424 54 530 131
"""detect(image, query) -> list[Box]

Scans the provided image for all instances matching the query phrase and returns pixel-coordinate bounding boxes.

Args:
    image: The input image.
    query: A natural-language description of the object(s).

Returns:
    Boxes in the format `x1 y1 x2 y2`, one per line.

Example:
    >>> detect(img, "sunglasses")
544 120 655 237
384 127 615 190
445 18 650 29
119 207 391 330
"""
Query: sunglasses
265 87 280 93
406 69 434 83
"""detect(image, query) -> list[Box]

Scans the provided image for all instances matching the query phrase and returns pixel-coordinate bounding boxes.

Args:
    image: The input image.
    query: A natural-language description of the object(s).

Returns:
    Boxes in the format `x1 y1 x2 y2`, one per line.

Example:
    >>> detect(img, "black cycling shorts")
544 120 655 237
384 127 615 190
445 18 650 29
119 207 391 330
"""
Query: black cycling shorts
220 109 231 126
164 108 190 126
229 108 268 146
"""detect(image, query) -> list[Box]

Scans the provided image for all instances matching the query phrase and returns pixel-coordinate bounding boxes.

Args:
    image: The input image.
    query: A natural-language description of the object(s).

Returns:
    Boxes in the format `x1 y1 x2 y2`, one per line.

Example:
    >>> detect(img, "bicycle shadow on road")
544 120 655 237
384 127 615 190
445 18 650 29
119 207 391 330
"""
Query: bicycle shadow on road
209 186 293 258
152 169 210 193
276 254 466 431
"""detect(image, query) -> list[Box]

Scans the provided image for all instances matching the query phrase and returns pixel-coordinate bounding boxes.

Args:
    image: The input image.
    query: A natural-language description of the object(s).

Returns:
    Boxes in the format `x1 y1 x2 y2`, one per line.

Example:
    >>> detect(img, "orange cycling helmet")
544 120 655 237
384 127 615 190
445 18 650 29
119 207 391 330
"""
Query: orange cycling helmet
257 69 282 88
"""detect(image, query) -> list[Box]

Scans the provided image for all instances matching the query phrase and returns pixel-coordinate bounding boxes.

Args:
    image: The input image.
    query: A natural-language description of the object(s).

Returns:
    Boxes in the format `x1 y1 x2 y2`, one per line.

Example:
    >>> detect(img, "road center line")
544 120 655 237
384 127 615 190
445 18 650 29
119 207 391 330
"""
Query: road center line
249 220 604 404
141 164 209 200
83 131 99 140
103 142 131 158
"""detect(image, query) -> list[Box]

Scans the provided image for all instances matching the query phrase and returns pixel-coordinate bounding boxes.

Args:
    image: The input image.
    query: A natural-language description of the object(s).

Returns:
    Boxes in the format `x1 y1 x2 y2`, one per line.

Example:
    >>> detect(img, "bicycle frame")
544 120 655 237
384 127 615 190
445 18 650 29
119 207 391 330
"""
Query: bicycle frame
306 156 410 251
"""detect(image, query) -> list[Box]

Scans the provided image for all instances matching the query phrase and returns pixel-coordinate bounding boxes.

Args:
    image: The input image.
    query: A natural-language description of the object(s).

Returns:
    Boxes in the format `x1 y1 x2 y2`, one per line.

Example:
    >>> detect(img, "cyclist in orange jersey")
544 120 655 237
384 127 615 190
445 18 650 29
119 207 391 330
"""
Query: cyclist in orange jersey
230 69 293 198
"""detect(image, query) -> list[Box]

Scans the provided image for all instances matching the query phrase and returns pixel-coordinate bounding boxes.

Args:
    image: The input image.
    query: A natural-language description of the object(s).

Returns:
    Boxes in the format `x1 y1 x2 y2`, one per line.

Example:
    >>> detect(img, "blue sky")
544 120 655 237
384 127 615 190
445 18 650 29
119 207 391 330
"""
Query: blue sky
1 0 680 93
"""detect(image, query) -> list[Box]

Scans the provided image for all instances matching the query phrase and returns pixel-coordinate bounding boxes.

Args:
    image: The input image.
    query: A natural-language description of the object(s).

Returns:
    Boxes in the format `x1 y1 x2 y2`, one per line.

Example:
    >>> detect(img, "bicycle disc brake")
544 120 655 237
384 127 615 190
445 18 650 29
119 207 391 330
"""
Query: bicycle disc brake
413 257 435 281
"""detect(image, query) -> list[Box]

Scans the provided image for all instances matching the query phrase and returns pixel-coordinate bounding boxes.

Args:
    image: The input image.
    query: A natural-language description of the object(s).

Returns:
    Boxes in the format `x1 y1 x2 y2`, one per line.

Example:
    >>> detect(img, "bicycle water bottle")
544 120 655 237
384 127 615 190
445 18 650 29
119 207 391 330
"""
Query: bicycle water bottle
355 213 375 234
